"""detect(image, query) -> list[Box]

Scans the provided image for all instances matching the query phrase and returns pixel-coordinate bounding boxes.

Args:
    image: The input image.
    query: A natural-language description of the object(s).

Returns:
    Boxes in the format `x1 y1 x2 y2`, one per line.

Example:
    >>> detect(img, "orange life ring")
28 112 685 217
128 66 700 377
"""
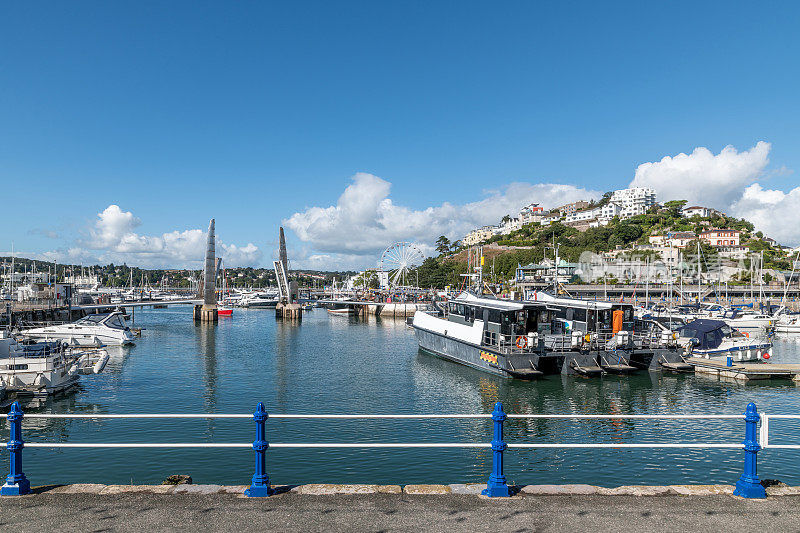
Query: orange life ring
516 336 528 349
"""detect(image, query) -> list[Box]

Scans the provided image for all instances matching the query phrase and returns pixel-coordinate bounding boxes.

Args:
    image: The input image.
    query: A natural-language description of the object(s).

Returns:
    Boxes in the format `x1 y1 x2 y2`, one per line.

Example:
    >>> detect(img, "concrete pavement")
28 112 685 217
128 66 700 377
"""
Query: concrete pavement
0 484 798 532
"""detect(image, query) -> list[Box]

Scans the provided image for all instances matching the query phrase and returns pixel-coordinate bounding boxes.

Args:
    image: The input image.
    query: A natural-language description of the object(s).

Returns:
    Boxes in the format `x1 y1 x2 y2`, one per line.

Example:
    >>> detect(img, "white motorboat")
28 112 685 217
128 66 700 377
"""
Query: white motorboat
239 291 280 309
678 319 772 362
20 311 136 346
0 331 109 394
719 313 774 334
643 304 775 335
775 313 800 334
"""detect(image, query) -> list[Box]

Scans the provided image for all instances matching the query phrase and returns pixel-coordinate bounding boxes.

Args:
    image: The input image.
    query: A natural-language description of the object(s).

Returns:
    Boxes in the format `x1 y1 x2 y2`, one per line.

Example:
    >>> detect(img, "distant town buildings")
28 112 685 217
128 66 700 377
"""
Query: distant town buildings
665 231 696 248
682 205 717 218
518 203 550 226
608 187 657 218
556 200 591 217
700 229 741 247
463 225 497 246
458 185 766 258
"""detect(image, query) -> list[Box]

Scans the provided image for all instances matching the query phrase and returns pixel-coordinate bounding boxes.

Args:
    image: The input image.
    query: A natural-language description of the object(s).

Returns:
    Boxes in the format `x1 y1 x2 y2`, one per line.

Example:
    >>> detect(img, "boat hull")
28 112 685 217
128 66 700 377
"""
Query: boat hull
415 325 510 377
23 331 133 347
414 323 684 378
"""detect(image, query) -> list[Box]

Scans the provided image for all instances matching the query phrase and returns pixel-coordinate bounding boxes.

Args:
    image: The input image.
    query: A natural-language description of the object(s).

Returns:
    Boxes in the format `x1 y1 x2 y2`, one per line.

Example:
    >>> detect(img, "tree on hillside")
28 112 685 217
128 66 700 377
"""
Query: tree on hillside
435 235 451 254
596 192 613 208
663 200 687 218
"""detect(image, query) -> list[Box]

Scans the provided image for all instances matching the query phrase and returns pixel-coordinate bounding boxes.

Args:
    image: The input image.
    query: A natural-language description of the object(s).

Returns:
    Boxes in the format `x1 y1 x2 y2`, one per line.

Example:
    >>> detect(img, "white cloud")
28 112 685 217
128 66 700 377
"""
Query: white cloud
284 172 601 269
88 205 143 249
629 142 771 208
731 184 800 246
45 205 261 268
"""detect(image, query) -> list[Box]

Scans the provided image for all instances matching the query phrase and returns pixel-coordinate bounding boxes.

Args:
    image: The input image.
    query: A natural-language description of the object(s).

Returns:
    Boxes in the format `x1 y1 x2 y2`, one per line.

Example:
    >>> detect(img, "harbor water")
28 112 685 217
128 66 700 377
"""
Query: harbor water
4 307 800 487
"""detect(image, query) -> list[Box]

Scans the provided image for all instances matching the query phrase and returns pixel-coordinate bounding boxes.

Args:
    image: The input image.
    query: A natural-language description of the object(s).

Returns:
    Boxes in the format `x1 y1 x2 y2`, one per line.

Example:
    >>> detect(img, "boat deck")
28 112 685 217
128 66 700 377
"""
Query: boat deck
686 357 800 381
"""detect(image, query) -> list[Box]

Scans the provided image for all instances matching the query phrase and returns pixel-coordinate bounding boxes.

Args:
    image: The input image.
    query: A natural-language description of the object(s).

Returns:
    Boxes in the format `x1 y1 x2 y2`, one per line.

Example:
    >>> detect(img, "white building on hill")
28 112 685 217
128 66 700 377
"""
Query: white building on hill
609 187 656 218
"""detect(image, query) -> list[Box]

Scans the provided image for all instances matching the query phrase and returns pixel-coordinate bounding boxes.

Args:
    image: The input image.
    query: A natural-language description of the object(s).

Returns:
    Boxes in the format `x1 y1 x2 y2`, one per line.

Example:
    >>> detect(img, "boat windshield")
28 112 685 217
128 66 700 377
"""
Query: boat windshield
76 314 107 325
105 315 126 329
722 325 747 338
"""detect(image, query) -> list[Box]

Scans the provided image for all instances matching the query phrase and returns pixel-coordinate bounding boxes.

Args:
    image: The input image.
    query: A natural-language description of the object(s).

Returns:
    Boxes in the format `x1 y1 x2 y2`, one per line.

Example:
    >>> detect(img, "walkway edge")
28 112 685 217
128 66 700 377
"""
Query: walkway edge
7 483 797 497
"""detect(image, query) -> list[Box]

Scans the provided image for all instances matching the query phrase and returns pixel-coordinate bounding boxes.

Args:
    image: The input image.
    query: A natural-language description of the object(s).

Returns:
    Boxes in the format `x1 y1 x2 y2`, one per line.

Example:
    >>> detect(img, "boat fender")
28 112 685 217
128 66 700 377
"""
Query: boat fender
762 352 770 360
93 352 110 374
516 336 528 349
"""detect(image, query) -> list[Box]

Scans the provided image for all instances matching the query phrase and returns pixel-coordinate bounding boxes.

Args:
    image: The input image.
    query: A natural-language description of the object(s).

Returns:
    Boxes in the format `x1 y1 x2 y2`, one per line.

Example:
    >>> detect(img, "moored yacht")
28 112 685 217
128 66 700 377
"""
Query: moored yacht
0 331 109 394
239 290 280 309
20 311 135 346
775 312 800 334
412 292 686 378
677 319 772 362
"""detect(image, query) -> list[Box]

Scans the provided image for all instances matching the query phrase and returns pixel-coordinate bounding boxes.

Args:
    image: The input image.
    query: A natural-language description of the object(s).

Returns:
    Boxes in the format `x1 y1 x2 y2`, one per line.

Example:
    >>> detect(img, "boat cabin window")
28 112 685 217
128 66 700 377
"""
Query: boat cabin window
464 306 475 323
704 329 723 348
612 306 635 331
106 315 126 329
77 314 107 325
536 310 552 335
500 312 517 335
598 310 612 331
448 303 465 316
718 324 746 339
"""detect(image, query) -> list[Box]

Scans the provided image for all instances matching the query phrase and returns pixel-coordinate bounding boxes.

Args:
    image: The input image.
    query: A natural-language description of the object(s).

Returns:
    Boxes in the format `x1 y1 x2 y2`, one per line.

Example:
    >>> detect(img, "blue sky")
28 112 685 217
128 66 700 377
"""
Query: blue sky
2 1 799 269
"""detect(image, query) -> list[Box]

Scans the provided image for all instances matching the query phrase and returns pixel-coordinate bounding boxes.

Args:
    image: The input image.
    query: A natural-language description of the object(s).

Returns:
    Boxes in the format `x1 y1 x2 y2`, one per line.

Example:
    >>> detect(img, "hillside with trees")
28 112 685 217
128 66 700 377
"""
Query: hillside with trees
411 201 792 289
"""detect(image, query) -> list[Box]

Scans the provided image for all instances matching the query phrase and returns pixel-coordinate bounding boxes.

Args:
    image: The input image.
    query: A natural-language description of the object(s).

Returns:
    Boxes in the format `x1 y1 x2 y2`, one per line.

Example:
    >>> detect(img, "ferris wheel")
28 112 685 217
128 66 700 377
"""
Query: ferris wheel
379 242 425 288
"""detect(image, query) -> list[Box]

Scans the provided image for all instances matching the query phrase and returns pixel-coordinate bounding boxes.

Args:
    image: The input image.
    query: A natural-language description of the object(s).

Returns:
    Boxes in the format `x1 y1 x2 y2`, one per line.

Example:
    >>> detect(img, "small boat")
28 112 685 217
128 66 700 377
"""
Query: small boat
239 291 280 309
325 300 355 315
677 319 772 362
713 309 775 334
0 331 109 395
20 311 136 346
775 313 800 334
217 307 233 316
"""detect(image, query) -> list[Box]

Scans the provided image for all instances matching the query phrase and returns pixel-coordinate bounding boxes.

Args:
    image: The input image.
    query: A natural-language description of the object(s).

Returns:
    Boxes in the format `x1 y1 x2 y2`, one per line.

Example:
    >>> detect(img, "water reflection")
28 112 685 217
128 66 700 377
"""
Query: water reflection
274 316 298 411
9 309 800 486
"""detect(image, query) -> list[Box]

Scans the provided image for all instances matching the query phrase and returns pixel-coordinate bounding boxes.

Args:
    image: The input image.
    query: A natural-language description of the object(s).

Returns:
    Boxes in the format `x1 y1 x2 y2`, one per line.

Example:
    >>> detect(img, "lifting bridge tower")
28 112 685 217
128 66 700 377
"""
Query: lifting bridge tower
193 219 218 322
275 227 301 319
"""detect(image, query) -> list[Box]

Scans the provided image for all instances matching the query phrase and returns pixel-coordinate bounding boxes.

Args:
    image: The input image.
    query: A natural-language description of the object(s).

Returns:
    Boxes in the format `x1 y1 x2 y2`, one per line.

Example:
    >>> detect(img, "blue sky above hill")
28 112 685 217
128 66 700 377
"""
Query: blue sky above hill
2 2 799 269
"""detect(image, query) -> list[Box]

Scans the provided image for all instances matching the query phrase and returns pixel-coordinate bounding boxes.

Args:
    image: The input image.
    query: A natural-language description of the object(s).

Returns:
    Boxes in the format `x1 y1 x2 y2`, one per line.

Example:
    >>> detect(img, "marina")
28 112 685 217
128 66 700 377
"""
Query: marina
3 305 800 489
3 5 800 531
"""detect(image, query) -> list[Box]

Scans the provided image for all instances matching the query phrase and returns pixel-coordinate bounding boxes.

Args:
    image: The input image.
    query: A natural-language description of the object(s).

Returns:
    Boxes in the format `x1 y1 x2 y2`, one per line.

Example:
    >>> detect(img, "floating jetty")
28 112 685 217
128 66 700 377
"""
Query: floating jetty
687 357 800 381
321 300 432 318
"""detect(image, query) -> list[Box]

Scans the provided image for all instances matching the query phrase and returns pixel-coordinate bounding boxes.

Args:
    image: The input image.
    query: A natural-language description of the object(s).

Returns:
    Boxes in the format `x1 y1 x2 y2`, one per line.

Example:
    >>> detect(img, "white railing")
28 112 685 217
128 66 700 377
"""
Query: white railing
759 414 800 449
6 412 745 449
0 402 780 498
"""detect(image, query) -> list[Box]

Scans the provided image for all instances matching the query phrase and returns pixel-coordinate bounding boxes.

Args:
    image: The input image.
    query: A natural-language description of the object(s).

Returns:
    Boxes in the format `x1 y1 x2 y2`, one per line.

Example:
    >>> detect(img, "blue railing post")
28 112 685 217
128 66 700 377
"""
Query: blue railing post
2 401 31 496
733 402 766 499
482 401 510 497
244 402 271 497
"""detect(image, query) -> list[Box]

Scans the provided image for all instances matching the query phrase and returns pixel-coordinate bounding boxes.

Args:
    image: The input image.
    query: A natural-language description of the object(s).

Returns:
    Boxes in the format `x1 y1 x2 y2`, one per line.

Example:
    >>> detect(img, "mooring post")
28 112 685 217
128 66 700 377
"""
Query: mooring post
1 401 31 496
244 402 271 497
482 401 510 497
733 402 766 499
